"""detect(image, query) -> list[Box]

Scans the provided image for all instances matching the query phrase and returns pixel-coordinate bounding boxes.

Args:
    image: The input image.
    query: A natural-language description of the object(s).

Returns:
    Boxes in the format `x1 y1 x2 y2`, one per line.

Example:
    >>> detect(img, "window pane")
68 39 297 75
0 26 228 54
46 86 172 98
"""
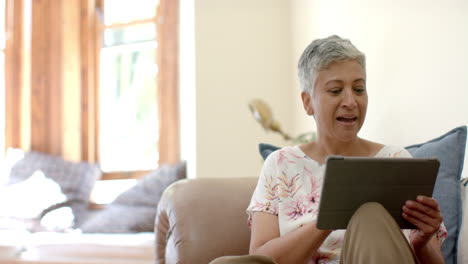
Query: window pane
104 23 155 47
104 0 159 26
99 41 159 172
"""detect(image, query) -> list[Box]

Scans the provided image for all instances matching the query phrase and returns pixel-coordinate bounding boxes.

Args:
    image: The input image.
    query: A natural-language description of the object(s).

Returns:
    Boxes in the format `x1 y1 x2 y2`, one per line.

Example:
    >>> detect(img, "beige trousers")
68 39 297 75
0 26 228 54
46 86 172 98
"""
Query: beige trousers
209 202 418 264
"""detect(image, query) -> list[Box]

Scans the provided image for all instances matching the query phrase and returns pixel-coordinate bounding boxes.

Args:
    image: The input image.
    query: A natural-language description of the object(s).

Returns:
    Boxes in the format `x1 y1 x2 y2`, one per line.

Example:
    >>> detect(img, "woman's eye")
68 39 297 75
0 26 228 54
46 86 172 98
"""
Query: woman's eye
354 87 366 94
329 89 342 95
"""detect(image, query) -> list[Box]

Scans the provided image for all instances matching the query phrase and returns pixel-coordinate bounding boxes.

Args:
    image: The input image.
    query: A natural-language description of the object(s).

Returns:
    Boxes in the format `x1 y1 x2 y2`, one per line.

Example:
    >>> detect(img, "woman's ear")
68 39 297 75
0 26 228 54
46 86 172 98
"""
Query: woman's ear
301 91 314 116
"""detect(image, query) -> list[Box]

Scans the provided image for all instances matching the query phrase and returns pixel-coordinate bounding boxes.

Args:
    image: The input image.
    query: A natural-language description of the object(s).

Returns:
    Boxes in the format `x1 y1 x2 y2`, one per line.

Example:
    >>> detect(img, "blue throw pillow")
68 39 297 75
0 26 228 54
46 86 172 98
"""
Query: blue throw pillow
406 126 466 264
258 125 467 264
258 143 280 160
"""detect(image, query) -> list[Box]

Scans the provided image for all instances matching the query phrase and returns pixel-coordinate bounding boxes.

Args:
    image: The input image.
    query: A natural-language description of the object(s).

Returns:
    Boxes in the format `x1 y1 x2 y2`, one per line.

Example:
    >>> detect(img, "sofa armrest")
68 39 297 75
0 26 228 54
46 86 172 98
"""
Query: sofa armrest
155 177 258 264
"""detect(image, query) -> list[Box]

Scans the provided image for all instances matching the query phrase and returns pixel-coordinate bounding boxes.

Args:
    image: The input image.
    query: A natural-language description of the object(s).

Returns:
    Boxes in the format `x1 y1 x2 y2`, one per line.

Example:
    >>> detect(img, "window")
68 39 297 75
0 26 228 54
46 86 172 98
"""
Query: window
99 0 160 172
0 0 179 204
2 0 179 174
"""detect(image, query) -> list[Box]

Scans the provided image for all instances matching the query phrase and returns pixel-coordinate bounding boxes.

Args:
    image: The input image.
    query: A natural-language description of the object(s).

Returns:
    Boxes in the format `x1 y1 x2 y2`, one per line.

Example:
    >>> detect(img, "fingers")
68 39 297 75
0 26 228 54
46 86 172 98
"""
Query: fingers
404 197 440 220
416 195 440 212
402 208 440 234
402 196 443 235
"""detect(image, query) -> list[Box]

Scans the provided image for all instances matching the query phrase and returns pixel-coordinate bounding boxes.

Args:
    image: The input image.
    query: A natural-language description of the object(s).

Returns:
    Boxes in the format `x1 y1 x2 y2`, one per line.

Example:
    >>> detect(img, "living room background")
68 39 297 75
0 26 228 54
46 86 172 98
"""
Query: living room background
1 0 467 181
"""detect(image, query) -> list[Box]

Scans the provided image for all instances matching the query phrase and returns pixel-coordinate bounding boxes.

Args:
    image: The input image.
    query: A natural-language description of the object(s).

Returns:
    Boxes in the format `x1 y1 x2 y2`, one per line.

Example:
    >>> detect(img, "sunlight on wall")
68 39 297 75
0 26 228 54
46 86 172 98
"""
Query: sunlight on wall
179 0 197 179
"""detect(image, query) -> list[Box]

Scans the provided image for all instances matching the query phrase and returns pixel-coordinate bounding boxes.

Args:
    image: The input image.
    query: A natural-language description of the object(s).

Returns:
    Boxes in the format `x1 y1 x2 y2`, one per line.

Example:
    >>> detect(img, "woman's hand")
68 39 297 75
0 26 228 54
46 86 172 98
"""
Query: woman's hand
402 195 443 249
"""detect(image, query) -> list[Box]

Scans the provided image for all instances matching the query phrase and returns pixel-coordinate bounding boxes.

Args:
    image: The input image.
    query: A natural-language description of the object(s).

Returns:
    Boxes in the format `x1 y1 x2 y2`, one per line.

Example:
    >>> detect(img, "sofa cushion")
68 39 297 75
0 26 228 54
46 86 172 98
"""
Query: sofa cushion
0 172 66 219
3 149 102 228
0 172 68 232
258 143 280 160
80 161 186 233
258 125 467 264
406 126 466 264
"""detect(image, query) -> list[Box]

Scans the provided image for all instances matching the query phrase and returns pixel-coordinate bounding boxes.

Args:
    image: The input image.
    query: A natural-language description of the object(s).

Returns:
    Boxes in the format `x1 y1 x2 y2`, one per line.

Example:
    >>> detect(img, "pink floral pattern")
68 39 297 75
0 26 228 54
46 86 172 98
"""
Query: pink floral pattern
246 145 448 264
284 196 308 221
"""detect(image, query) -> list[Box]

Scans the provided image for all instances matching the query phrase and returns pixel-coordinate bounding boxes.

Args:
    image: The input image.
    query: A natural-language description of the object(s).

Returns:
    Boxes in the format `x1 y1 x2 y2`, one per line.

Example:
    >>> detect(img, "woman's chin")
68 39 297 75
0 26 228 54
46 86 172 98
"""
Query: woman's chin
334 129 361 142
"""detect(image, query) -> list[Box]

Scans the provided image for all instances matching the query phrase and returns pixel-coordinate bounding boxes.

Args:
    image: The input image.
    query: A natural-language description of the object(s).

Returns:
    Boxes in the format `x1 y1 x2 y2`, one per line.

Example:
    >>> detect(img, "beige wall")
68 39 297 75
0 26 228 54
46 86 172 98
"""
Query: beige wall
182 0 468 179
182 0 295 178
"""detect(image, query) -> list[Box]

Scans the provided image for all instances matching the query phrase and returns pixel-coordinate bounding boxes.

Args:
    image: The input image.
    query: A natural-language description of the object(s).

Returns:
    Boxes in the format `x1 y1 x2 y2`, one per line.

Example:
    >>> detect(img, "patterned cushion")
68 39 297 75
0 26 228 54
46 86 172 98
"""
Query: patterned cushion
6 149 102 227
80 161 186 233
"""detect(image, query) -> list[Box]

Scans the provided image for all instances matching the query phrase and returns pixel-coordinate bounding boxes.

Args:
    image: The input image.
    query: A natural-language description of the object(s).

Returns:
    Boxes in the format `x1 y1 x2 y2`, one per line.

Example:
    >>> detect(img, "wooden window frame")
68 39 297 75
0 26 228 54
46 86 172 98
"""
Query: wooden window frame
3 0 180 182
4 0 26 151
96 0 180 180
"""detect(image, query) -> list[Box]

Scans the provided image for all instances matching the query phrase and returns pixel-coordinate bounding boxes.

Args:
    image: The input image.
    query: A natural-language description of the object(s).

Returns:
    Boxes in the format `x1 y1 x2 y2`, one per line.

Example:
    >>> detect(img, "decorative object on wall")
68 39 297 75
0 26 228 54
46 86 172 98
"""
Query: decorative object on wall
248 98 315 144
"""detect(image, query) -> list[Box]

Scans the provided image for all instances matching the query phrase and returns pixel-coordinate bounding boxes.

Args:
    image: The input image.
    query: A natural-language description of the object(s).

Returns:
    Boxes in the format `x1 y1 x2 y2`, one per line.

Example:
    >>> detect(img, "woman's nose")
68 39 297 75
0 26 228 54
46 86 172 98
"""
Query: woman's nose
341 89 357 109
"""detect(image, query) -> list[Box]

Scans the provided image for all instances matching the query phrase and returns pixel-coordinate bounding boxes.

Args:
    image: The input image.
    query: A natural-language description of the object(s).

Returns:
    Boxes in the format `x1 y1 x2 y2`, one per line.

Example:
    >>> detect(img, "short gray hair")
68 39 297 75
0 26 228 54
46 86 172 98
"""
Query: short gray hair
298 35 366 94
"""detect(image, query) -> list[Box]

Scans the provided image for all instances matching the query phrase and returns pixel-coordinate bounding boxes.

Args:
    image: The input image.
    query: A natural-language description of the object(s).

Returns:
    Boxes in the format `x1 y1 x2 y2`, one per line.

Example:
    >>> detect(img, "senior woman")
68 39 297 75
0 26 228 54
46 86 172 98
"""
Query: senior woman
211 35 447 264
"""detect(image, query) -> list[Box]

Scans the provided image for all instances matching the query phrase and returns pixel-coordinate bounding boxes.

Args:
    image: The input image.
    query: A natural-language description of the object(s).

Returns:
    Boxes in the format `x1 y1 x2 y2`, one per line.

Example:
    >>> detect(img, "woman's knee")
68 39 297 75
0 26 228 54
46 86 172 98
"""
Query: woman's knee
349 202 391 227
355 202 386 214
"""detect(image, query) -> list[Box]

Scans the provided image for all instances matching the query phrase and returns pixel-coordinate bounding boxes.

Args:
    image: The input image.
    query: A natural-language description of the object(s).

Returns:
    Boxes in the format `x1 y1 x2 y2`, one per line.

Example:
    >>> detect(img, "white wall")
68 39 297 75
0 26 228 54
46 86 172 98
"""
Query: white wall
182 0 468 179
179 0 197 178
189 0 294 178
289 0 468 178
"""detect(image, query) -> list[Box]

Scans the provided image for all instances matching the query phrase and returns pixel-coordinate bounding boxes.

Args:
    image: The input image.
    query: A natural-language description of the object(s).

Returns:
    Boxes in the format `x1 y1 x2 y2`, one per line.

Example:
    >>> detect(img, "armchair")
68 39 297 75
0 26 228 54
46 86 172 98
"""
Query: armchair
155 177 258 264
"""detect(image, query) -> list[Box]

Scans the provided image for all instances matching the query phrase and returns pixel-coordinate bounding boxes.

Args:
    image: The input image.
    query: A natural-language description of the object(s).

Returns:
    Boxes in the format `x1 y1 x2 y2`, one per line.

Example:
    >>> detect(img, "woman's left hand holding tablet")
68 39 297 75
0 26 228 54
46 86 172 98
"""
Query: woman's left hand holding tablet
402 195 443 249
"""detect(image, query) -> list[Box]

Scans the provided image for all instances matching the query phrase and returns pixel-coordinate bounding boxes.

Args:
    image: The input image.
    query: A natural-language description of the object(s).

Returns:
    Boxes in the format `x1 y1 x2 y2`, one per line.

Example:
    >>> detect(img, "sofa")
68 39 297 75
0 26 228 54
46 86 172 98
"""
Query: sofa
155 126 468 264
155 177 468 264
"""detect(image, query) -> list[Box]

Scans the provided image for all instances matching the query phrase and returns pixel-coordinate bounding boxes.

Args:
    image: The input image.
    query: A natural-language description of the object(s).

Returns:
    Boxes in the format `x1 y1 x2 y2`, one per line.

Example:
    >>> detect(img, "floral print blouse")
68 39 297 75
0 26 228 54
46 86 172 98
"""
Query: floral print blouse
246 145 447 264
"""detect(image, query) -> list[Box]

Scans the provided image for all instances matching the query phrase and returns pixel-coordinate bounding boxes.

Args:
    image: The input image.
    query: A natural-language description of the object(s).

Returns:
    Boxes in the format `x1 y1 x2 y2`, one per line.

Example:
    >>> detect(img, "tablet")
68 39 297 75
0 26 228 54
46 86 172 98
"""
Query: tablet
316 156 440 230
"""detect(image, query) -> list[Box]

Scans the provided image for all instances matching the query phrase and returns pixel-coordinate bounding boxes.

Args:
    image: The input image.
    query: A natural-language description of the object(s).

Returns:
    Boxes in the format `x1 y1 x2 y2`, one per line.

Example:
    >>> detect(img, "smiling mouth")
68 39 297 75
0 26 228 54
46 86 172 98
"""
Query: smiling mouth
336 117 358 123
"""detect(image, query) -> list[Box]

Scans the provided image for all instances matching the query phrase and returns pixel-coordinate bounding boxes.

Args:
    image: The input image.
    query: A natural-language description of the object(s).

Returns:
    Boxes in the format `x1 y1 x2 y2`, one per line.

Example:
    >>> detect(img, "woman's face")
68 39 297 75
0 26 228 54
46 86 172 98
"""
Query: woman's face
302 59 367 142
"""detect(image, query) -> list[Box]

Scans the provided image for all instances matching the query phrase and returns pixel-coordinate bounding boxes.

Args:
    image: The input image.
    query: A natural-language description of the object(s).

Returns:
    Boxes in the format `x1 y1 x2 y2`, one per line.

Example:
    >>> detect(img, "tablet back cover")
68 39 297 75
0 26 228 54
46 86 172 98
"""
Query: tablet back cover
316 156 439 230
